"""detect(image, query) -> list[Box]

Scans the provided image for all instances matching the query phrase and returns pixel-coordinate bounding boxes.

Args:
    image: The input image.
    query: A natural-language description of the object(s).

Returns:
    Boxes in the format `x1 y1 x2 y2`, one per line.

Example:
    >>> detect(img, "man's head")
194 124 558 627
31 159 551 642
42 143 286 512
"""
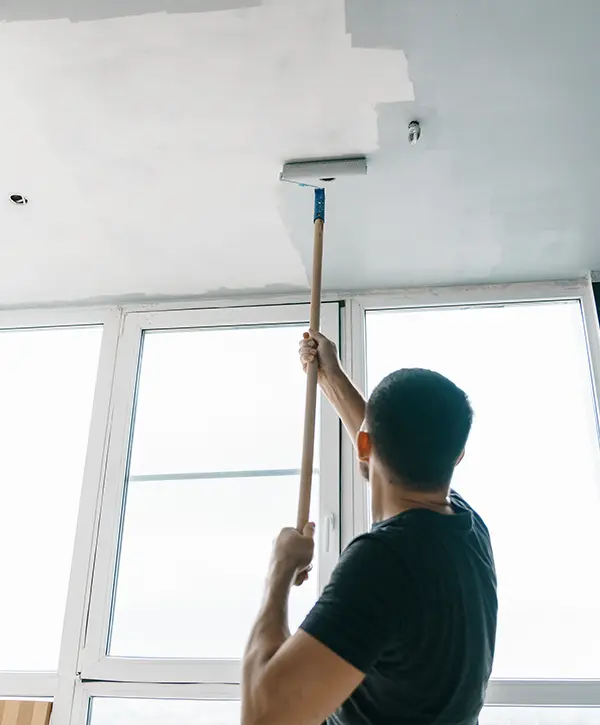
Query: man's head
357 368 473 513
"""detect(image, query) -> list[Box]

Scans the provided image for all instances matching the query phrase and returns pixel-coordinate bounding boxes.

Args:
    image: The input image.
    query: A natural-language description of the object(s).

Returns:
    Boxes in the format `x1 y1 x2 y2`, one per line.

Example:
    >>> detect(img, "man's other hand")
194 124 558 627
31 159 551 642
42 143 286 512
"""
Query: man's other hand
272 523 315 587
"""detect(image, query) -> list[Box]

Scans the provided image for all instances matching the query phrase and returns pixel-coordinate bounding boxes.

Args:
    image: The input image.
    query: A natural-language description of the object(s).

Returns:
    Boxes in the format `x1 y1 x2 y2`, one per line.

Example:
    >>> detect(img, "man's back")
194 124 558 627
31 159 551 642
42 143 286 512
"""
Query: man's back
301 491 497 725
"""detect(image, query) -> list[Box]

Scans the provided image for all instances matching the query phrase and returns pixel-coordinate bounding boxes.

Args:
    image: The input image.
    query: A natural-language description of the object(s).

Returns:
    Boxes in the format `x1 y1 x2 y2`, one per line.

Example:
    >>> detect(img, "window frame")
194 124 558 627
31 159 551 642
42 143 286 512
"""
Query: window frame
1 280 599 722
0 306 121 724
349 277 600 710
72 680 240 725
70 678 600 725
78 302 342 686
339 300 369 550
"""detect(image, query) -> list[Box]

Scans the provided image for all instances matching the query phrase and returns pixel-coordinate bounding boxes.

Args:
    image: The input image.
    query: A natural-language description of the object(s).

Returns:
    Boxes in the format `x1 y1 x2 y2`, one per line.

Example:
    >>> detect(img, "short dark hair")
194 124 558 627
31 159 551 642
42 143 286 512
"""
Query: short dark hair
365 368 473 491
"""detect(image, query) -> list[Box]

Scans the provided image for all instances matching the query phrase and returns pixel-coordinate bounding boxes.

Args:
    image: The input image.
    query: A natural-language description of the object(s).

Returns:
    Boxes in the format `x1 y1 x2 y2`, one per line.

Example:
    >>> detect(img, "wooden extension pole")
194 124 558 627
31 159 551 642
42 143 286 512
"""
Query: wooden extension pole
297 188 325 532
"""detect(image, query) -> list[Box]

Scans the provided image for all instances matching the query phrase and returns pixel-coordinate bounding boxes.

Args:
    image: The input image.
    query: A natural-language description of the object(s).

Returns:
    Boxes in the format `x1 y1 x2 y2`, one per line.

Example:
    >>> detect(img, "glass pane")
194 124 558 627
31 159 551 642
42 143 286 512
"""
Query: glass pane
366 302 600 679
0 326 102 670
129 326 312 475
110 473 319 657
481 707 600 725
111 322 322 659
90 698 239 725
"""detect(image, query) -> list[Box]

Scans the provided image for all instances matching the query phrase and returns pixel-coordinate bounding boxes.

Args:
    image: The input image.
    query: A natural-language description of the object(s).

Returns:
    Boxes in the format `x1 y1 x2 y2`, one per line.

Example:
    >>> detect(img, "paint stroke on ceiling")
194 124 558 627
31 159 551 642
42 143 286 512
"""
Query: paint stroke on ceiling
0 0 413 306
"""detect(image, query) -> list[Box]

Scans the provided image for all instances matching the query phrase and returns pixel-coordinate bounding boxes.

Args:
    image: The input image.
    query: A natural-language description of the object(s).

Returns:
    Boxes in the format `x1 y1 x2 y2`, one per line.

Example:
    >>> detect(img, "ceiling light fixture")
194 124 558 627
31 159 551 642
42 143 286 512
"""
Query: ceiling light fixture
408 120 421 145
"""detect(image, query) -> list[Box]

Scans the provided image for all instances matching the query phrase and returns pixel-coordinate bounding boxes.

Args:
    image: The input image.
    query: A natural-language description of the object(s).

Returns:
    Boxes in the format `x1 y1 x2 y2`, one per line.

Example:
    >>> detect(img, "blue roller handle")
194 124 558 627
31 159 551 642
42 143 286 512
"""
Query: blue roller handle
314 187 325 222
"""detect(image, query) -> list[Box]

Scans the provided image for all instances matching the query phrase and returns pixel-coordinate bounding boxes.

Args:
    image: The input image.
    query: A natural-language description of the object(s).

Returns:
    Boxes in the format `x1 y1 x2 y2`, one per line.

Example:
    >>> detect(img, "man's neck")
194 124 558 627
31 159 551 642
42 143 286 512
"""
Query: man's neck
378 484 453 521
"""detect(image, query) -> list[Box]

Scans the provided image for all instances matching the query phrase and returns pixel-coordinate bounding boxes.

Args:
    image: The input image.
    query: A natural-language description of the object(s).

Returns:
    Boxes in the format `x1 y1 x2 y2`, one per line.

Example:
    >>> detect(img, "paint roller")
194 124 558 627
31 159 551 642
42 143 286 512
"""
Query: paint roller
279 156 368 531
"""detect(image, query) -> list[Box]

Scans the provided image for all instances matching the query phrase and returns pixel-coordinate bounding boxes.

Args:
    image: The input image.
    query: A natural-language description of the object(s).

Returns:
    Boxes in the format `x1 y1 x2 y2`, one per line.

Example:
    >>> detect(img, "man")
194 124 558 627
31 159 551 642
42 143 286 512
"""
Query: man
242 330 497 725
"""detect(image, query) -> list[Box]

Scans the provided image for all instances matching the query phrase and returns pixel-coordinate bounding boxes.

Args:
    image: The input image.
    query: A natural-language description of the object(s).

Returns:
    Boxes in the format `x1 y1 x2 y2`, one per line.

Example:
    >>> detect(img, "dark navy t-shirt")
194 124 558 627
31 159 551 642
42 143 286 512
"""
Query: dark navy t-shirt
301 491 497 725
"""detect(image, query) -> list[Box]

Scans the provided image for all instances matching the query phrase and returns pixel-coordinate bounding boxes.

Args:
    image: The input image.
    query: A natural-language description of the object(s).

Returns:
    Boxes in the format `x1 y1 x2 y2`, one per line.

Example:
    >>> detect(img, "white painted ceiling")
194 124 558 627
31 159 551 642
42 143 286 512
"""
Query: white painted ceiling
1 0 599 306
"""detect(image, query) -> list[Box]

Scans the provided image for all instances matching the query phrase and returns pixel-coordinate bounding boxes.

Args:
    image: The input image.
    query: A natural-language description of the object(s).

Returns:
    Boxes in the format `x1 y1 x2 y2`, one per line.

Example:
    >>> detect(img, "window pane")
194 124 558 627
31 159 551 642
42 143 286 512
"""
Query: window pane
90 698 239 725
129 326 311 474
0 326 102 670
111 323 321 658
366 302 600 679
481 707 600 725
110 475 318 658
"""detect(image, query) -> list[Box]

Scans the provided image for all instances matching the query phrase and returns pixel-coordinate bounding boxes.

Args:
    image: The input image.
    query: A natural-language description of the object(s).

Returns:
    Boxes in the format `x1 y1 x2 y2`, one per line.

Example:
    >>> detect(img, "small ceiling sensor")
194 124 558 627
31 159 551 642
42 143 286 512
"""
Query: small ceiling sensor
10 194 29 205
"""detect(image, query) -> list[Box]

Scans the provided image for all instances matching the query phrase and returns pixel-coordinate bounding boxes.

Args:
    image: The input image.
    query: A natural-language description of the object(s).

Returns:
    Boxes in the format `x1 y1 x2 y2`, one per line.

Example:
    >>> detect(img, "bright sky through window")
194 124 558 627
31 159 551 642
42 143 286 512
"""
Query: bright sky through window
110 325 320 659
366 301 600 679
0 326 102 670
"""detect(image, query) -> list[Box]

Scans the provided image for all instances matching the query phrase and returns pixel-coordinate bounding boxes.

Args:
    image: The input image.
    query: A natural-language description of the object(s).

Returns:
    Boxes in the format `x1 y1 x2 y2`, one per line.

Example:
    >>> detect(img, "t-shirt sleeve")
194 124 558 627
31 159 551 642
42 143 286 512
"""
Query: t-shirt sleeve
300 534 403 673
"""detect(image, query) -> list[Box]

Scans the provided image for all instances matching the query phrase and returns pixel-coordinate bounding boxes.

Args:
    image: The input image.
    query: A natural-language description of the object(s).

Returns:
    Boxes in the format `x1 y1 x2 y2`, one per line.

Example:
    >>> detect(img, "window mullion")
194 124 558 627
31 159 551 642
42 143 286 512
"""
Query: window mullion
128 468 310 482
340 299 369 548
581 280 600 452
78 313 145 679
53 311 125 724
317 302 342 590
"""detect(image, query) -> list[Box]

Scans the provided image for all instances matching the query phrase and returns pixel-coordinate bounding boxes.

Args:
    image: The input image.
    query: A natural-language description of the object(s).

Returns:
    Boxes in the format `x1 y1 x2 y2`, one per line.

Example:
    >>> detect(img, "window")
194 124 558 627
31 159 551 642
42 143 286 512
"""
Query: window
2 282 598 723
111 325 322 659
365 300 600 680
0 326 102 672
81 304 340 683
89 697 239 725
360 291 600 718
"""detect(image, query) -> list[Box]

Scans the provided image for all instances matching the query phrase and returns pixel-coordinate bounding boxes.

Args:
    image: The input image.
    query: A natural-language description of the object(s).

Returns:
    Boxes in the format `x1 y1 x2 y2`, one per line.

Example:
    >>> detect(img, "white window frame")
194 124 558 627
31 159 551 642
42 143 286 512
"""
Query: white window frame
70 680 600 725
0 306 123 725
71 680 240 725
339 301 369 550
69 678 600 725
2 280 600 722
78 302 341 686
346 277 600 710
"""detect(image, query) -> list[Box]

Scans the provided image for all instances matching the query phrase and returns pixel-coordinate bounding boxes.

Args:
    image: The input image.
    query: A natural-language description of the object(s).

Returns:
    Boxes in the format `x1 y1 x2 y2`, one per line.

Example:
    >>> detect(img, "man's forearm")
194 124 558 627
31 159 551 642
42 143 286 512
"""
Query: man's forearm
242 562 295 724
321 368 367 444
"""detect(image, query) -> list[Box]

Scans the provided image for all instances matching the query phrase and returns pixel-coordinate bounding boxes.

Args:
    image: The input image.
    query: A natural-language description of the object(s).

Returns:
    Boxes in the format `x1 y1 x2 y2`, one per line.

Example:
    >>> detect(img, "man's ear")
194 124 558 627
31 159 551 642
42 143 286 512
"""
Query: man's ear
455 450 465 467
356 430 372 463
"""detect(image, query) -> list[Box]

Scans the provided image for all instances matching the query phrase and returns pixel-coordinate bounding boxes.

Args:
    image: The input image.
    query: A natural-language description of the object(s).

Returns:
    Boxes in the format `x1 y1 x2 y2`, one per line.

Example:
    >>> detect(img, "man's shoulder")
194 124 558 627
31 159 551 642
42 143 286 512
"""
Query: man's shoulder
450 488 471 509
450 489 482 517
343 528 399 558
337 526 412 584
333 528 408 584
450 489 493 538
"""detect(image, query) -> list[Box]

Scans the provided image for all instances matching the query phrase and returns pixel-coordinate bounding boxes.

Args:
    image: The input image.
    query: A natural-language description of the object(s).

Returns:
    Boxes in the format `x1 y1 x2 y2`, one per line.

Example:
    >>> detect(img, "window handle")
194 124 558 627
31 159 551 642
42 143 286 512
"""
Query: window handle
324 512 336 554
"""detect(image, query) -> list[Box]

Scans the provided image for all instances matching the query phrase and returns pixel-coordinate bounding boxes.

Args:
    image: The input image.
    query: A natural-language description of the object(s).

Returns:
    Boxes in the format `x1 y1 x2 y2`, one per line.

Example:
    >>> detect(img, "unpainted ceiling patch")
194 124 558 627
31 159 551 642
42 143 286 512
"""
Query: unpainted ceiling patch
0 282 309 313
0 0 261 23
338 0 600 287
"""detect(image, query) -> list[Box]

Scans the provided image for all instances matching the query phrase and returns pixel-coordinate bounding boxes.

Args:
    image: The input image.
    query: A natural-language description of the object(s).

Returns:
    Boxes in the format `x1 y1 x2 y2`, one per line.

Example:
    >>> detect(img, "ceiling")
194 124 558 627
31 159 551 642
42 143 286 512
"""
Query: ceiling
0 0 599 307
